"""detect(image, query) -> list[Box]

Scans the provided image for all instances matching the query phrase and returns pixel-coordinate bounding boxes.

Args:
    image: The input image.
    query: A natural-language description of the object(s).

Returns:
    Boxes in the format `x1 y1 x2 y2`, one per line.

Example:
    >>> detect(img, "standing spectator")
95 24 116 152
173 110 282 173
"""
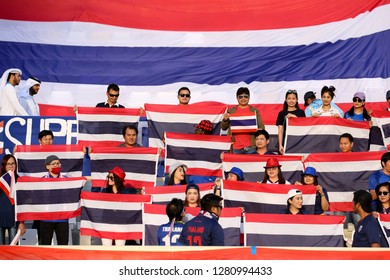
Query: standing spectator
0 68 28 116
95 83 124 108
177 87 191 105
276 90 305 154
38 130 54 145
166 162 188 186
352 190 388 247
194 120 213 135
0 155 26 245
368 152 390 202
157 198 185 246
17 77 41 116
250 129 276 155
374 182 390 214
339 133 354 153
100 166 134 246
294 167 329 214
345 92 371 122
39 155 69 245
303 91 316 108
221 87 264 154
260 158 290 184
280 189 308 214
306 86 344 117
184 184 201 208
118 125 141 148
178 193 224 246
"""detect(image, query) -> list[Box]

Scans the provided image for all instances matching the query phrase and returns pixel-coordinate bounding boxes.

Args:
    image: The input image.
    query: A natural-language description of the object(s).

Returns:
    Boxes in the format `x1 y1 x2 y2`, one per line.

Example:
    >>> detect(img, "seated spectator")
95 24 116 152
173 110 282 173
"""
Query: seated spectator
276 90 305 154
166 162 188 186
303 91 316 108
178 193 224 246
250 129 276 155
157 198 185 246
352 190 389 247
374 182 390 214
40 155 69 245
368 152 390 203
260 158 290 184
184 184 201 208
345 92 371 122
101 166 135 194
386 90 390 111
295 167 329 214
17 76 41 116
118 125 141 148
305 86 344 118
280 189 308 215
38 130 54 145
213 167 244 196
96 83 124 108
195 120 213 135
339 133 354 153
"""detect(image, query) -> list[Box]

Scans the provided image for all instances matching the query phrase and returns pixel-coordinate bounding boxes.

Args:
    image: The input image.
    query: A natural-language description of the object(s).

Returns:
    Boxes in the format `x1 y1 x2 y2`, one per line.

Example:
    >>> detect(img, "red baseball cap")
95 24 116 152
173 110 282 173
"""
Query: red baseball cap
108 166 126 181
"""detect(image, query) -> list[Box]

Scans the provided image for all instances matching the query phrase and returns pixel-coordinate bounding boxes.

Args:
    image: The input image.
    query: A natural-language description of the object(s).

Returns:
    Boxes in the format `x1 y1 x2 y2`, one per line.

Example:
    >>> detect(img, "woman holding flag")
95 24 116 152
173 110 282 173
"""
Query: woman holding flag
0 154 25 244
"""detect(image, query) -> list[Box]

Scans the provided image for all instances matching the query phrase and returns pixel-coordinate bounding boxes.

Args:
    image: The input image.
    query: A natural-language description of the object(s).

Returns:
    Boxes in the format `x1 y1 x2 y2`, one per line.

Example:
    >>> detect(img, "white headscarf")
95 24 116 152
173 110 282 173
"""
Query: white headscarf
18 77 41 98
0 68 22 111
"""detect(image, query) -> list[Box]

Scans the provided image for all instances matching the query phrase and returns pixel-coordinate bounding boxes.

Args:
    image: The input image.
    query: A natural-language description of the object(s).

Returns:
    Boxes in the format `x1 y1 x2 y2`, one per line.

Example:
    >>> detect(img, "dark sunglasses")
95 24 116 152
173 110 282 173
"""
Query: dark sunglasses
378 191 389 196
238 95 249 99
353 97 363 102
287 89 297 94
107 175 115 180
179 94 190 98
108 93 119 97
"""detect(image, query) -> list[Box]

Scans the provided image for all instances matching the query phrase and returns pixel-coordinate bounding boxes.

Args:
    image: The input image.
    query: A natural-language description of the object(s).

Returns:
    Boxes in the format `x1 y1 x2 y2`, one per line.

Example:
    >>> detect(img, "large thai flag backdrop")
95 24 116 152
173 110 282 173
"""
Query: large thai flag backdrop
0 0 389 114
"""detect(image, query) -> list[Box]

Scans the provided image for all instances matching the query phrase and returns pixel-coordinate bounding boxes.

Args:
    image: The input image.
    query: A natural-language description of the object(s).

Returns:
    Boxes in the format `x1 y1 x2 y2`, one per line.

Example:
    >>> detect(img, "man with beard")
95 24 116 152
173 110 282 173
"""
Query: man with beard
0 68 27 116
18 77 41 116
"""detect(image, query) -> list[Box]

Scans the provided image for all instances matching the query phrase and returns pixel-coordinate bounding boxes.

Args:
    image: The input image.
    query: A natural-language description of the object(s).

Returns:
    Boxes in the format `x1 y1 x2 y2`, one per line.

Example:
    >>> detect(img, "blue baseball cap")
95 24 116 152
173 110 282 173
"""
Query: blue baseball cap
226 167 244 181
302 166 318 177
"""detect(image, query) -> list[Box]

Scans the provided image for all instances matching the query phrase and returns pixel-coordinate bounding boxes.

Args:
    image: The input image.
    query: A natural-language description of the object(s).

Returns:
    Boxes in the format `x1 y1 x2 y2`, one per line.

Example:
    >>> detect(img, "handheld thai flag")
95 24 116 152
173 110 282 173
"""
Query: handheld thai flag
77 106 140 147
80 191 151 240
89 146 159 189
285 117 370 154
244 213 345 247
142 203 242 246
165 132 231 177
229 111 258 133
223 180 317 214
304 151 385 211
15 145 84 177
15 176 87 221
222 153 304 183
145 103 226 148
0 170 15 205
371 110 390 150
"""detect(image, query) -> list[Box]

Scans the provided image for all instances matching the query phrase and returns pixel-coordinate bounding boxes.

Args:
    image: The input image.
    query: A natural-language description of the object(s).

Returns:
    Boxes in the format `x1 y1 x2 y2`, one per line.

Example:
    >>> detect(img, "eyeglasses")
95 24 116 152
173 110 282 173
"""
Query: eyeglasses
179 94 190 98
287 90 297 94
49 162 61 167
238 95 249 99
353 97 363 102
6 162 16 166
107 175 115 180
378 191 389 196
108 93 119 98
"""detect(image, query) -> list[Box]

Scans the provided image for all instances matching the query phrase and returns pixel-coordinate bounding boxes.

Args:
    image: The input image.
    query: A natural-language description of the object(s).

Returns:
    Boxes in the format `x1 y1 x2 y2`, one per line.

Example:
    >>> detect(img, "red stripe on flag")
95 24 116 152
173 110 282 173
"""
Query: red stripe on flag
17 209 81 221
80 228 142 240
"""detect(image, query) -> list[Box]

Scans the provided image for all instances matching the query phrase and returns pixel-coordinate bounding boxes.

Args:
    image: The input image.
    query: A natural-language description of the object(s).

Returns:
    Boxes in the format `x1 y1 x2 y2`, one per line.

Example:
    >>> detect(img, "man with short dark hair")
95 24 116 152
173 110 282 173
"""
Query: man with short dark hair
368 152 390 201
177 87 191 105
118 125 141 147
339 133 354 153
157 198 185 246
96 83 124 108
178 193 224 246
352 190 388 247
38 130 54 145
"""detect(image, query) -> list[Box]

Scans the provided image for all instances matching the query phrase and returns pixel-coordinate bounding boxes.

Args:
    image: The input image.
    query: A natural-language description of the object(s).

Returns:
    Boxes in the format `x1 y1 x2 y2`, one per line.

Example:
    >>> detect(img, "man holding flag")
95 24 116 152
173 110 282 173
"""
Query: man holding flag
221 87 264 154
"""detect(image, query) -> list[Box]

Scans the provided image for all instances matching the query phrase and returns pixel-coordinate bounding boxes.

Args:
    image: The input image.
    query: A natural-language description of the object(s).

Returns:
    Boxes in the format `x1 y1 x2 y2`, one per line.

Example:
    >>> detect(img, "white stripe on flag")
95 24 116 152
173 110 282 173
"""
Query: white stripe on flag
81 220 142 233
81 199 143 211
245 222 343 236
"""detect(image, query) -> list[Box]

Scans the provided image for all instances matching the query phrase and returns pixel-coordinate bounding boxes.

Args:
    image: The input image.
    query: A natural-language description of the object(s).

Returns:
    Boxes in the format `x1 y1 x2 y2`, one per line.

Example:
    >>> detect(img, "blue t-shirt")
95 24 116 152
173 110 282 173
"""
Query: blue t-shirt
178 211 224 246
345 111 366 121
157 221 184 246
352 214 388 247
